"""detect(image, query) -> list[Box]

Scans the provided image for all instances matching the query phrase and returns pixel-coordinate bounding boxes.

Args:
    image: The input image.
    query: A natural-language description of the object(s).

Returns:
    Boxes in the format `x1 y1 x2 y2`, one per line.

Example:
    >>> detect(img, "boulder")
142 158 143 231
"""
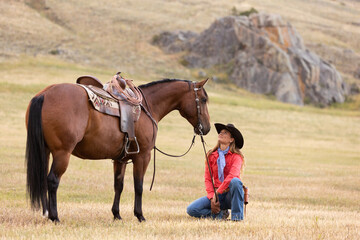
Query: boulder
152 31 198 54
153 13 348 106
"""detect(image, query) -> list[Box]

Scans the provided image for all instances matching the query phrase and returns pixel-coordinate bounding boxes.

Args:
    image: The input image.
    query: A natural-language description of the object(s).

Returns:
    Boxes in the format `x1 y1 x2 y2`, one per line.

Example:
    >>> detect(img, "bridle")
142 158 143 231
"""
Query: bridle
193 81 204 136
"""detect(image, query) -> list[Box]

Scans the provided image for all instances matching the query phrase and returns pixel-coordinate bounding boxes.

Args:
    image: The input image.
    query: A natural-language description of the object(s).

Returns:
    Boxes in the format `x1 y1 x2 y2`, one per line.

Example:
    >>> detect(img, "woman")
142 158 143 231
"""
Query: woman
187 123 245 221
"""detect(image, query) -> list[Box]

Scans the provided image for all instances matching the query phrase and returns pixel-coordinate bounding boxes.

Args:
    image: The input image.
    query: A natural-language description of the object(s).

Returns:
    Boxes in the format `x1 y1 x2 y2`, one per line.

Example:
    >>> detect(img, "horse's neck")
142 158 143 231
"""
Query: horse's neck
141 83 188 122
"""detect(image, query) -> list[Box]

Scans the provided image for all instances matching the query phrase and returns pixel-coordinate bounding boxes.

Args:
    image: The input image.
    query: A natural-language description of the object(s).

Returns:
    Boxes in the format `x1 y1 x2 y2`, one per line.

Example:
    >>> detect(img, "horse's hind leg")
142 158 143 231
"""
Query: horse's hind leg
47 151 70 222
111 161 127 220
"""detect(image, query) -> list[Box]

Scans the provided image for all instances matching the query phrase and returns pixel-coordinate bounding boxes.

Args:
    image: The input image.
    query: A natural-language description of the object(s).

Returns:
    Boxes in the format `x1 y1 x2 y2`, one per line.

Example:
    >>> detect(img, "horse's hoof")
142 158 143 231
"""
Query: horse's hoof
113 214 122 221
49 216 60 223
137 215 146 222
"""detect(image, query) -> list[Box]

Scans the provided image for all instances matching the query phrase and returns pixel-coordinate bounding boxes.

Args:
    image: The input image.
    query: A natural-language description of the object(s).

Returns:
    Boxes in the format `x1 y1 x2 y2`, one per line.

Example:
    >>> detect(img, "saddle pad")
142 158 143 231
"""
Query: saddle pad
78 84 120 117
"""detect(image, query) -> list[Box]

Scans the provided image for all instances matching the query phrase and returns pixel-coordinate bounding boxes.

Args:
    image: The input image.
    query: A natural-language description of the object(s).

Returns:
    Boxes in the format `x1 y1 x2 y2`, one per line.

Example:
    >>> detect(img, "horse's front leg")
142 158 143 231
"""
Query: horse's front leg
133 153 151 222
111 161 127 220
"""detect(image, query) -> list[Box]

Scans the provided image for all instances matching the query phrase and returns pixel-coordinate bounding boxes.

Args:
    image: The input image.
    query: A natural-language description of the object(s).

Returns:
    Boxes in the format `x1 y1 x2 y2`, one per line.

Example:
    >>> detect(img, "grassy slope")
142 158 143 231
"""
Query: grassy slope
0 0 360 239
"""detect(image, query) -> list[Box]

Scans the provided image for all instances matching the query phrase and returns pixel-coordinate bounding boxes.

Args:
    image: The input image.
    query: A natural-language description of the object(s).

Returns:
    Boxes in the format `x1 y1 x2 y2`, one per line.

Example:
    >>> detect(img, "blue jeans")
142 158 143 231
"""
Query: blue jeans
187 178 244 221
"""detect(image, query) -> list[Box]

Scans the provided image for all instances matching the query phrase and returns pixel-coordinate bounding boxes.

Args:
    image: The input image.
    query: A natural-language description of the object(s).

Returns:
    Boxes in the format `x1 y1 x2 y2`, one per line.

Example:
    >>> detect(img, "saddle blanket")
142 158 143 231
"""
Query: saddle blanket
78 84 120 117
77 84 141 121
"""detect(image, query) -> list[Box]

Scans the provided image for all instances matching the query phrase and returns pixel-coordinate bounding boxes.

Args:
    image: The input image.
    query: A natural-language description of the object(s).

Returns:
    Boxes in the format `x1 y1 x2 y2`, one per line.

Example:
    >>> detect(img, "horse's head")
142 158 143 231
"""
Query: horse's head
179 79 211 135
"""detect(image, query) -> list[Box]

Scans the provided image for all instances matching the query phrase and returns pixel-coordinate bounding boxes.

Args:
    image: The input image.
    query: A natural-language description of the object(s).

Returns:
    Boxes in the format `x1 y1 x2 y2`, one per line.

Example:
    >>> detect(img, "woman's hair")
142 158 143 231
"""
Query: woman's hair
207 139 245 177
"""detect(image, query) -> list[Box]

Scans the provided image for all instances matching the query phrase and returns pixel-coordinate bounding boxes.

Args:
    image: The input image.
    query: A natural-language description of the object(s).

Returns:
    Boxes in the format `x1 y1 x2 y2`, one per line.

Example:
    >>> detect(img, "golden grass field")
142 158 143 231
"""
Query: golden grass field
1 0 360 239
0 58 359 239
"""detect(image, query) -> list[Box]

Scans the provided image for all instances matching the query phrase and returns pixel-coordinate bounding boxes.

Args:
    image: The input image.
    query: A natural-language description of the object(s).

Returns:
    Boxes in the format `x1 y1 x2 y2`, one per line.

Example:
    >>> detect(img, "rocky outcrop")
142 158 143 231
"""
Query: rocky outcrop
153 13 348 106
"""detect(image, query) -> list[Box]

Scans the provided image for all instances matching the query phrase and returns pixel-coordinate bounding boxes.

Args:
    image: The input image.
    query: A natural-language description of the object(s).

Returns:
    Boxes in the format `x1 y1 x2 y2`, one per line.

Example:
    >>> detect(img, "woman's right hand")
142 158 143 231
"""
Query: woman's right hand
211 197 220 214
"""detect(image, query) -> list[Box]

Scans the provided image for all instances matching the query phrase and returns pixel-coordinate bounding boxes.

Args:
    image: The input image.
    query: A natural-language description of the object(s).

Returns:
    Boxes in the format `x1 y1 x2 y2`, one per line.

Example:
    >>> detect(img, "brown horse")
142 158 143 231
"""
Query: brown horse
25 78 210 222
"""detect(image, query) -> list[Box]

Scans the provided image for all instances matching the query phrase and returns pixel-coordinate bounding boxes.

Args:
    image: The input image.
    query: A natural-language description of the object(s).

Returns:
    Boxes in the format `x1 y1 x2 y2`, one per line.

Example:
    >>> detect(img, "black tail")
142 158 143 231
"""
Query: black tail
25 95 48 210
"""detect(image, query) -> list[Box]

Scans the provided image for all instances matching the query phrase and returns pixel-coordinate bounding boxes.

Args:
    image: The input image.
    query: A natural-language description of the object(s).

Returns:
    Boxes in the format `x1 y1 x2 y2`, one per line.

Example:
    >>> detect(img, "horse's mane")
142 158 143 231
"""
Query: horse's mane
138 79 191 89
139 78 208 99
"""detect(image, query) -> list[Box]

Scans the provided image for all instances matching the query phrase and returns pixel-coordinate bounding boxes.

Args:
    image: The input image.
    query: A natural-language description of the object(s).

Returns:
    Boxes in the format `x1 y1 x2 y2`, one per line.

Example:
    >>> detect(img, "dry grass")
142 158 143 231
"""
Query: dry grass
1 202 358 239
0 60 359 239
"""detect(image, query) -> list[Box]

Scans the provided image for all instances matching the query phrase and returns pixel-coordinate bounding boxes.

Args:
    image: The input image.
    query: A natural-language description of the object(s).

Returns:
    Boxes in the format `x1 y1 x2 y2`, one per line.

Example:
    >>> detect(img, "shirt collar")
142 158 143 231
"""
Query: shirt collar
212 150 233 157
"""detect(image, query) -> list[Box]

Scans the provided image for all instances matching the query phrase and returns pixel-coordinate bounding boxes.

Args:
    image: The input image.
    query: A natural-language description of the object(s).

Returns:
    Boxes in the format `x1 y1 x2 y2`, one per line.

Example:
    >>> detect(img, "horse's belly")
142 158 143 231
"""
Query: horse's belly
72 139 123 159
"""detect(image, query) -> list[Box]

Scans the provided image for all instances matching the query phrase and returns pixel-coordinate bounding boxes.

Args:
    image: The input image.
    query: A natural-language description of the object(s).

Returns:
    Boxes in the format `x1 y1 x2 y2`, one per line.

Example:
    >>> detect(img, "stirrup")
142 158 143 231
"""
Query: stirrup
125 136 140 154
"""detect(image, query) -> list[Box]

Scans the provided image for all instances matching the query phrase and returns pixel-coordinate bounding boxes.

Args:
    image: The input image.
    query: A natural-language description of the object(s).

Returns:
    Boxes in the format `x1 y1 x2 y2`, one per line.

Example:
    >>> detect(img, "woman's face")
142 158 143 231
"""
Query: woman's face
218 129 234 146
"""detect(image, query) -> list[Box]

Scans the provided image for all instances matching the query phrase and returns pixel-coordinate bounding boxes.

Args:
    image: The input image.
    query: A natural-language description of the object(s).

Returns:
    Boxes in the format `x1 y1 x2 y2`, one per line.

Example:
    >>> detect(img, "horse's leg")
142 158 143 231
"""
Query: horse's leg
133 153 151 222
47 150 71 222
111 161 127 220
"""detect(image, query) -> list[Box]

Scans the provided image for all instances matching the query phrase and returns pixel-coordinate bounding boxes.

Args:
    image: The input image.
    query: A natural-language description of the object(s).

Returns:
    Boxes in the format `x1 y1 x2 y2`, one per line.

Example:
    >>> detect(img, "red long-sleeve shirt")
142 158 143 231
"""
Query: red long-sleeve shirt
205 150 244 199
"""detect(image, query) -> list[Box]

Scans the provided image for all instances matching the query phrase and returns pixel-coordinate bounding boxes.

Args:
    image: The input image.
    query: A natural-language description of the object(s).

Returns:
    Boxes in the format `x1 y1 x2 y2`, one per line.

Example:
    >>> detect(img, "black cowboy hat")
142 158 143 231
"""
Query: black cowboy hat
214 123 244 149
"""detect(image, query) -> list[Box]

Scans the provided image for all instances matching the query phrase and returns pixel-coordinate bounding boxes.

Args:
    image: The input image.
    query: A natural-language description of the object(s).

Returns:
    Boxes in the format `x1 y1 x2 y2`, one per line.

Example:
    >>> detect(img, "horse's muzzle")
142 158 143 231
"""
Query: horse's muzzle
194 124 210 135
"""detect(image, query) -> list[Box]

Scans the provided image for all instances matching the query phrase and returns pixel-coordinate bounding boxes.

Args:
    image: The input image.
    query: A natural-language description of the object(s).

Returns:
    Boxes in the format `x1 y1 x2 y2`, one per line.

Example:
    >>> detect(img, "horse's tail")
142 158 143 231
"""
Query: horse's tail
25 95 48 210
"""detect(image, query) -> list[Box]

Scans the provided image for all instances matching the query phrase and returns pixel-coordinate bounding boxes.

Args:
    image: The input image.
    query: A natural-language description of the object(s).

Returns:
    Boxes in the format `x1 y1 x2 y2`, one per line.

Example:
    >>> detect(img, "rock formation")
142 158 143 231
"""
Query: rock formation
153 13 348 106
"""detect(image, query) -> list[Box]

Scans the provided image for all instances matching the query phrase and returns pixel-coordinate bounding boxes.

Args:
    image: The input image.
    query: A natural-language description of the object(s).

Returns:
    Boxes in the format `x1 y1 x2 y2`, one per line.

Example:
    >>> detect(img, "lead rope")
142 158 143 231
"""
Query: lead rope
154 135 196 158
200 135 218 202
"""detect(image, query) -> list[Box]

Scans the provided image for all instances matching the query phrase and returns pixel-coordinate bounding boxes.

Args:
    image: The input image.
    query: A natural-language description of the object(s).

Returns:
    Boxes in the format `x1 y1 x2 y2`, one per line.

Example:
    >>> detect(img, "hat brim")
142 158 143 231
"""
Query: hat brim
215 123 244 149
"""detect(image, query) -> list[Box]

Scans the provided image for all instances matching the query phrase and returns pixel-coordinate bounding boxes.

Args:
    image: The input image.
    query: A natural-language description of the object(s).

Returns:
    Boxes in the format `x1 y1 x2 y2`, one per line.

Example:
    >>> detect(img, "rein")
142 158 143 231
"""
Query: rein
153 135 196 158
200 135 218 201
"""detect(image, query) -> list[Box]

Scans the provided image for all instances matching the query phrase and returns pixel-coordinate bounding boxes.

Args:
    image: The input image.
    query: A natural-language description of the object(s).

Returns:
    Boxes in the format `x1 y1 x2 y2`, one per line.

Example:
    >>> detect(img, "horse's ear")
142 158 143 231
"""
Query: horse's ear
196 78 209 88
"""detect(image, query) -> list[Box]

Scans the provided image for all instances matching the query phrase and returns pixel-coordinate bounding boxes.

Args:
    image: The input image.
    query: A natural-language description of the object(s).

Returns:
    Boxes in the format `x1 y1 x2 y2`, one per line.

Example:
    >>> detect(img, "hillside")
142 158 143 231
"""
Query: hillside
1 0 360 85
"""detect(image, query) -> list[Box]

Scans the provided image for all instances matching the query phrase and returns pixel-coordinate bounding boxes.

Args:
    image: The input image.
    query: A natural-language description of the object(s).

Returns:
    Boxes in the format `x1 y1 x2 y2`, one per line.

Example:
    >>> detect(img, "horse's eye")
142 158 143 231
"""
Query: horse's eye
201 98 207 103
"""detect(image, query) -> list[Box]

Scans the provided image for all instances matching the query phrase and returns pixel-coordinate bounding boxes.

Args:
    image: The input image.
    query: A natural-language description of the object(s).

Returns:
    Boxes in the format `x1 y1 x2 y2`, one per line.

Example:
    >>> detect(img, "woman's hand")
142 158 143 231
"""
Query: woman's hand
211 197 220 214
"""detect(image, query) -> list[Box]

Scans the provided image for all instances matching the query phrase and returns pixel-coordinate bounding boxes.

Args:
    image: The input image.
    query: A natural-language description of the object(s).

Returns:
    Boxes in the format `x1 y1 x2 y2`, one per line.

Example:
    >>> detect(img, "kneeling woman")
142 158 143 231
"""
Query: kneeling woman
187 123 245 221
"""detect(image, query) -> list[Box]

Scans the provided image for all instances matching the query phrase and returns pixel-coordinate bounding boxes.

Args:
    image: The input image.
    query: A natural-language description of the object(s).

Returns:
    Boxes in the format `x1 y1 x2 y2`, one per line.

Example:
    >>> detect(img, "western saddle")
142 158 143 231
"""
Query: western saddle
76 72 143 158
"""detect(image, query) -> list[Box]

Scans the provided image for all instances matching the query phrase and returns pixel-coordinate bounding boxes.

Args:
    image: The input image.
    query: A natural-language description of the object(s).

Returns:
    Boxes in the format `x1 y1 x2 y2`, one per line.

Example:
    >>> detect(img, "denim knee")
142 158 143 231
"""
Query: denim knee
187 205 194 216
230 178 242 189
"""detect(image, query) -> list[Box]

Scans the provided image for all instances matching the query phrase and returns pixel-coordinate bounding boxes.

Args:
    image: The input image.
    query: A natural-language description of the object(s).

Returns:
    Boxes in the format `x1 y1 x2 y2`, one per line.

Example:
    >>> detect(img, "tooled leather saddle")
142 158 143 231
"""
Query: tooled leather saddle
76 73 143 157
